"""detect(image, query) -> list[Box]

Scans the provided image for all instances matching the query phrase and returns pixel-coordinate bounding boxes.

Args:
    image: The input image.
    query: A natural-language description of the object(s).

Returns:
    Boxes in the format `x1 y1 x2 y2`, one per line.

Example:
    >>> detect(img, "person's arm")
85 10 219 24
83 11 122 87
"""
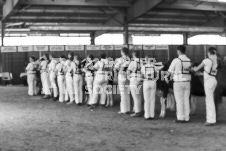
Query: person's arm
93 62 99 71
25 63 31 71
127 62 133 77
141 66 145 78
38 61 42 71
114 58 121 72
165 59 177 83
193 63 205 72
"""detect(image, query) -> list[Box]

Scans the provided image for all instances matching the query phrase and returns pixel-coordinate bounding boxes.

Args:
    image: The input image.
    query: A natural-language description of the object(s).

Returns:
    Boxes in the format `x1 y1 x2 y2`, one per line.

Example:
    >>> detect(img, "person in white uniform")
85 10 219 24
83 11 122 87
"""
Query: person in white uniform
49 54 59 100
127 50 143 117
83 54 95 106
141 55 163 120
114 47 131 115
65 52 75 105
90 53 110 109
55 55 68 103
26 56 38 96
193 47 218 126
73 54 84 105
38 54 51 99
167 45 192 123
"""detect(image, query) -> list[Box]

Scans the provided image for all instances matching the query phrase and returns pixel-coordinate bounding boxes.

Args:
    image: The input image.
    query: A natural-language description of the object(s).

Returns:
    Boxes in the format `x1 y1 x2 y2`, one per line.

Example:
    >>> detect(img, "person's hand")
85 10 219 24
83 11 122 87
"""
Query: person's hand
165 77 169 84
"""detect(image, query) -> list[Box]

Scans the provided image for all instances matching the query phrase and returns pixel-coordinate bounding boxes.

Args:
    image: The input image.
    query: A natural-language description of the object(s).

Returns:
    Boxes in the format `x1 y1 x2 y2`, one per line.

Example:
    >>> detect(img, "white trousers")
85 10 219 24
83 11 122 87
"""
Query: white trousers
204 78 217 124
91 74 108 105
130 78 142 113
27 74 37 96
143 80 156 118
49 72 58 97
173 82 191 121
73 74 84 104
65 75 74 102
57 75 67 102
118 74 130 113
85 76 94 105
41 72 51 95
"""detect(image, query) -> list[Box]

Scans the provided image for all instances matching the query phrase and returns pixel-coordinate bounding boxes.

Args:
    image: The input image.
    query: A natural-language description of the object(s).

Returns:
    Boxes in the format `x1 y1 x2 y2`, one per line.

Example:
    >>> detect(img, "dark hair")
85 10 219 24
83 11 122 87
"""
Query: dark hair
68 52 74 61
121 47 129 56
87 54 94 60
132 50 140 58
177 45 186 54
60 55 66 59
49 54 55 58
43 54 49 60
208 47 217 55
30 56 36 61
100 52 107 59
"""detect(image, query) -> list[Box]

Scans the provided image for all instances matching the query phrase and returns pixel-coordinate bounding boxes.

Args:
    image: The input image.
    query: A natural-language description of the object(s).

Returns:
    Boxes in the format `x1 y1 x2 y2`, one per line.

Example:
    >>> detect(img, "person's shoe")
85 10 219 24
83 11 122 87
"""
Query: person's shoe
130 112 142 117
52 97 58 101
77 103 83 106
125 112 131 115
173 120 184 123
183 120 190 123
145 117 155 121
89 105 96 109
204 122 216 126
117 111 126 115
64 100 69 103
42 95 51 99
67 102 74 105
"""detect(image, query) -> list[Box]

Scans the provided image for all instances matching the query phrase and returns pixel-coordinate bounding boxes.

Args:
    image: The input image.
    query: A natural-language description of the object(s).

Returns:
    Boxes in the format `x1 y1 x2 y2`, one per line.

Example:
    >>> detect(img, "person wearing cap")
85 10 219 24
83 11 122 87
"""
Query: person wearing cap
26 56 38 96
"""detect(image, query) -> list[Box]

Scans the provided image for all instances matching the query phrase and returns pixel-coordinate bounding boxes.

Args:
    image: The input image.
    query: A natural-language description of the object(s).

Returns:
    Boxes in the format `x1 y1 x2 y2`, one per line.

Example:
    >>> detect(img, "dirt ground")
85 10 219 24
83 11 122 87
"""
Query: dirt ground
0 86 226 151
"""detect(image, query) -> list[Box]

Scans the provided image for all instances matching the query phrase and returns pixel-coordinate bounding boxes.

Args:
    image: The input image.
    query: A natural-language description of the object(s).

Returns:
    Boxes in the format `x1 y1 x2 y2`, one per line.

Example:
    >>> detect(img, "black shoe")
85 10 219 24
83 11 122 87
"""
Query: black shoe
42 95 51 99
173 120 184 123
125 112 131 115
145 117 154 120
183 120 190 123
130 112 142 117
52 97 58 101
89 105 96 109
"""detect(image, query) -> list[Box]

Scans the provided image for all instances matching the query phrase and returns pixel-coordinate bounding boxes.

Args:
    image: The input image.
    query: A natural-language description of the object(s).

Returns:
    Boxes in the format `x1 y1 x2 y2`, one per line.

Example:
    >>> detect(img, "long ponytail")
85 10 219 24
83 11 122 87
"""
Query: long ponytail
208 47 218 69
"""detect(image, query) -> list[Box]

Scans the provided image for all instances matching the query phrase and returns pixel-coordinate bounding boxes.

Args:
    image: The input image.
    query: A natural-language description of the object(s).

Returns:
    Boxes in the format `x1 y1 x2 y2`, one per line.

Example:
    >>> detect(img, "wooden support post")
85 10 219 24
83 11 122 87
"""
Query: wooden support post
183 33 188 45
1 21 4 46
90 32 95 45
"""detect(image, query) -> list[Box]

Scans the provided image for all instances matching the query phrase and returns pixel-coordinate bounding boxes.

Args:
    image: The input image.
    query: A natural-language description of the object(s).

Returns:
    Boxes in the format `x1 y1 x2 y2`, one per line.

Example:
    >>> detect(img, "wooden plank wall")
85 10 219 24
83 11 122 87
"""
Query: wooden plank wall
1 45 226 85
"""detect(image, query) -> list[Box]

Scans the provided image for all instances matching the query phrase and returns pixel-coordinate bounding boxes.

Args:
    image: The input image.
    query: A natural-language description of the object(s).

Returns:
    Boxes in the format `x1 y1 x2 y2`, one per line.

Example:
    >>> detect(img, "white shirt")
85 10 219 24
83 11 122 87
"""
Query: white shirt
64 60 75 76
203 58 218 80
55 62 65 76
26 62 36 74
128 58 143 77
168 55 191 82
40 60 48 73
48 59 58 73
114 56 131 73
94 59 109 74
141 62 163 81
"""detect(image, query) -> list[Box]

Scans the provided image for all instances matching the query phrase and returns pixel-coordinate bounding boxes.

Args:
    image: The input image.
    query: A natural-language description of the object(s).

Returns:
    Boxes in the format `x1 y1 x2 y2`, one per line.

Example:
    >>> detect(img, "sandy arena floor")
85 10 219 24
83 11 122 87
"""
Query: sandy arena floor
0 86 226 151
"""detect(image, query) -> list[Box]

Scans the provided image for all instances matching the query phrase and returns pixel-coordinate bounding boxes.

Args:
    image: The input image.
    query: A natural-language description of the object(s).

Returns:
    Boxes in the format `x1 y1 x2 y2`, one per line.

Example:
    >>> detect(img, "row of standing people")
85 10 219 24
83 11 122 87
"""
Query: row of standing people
25 45 219 125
